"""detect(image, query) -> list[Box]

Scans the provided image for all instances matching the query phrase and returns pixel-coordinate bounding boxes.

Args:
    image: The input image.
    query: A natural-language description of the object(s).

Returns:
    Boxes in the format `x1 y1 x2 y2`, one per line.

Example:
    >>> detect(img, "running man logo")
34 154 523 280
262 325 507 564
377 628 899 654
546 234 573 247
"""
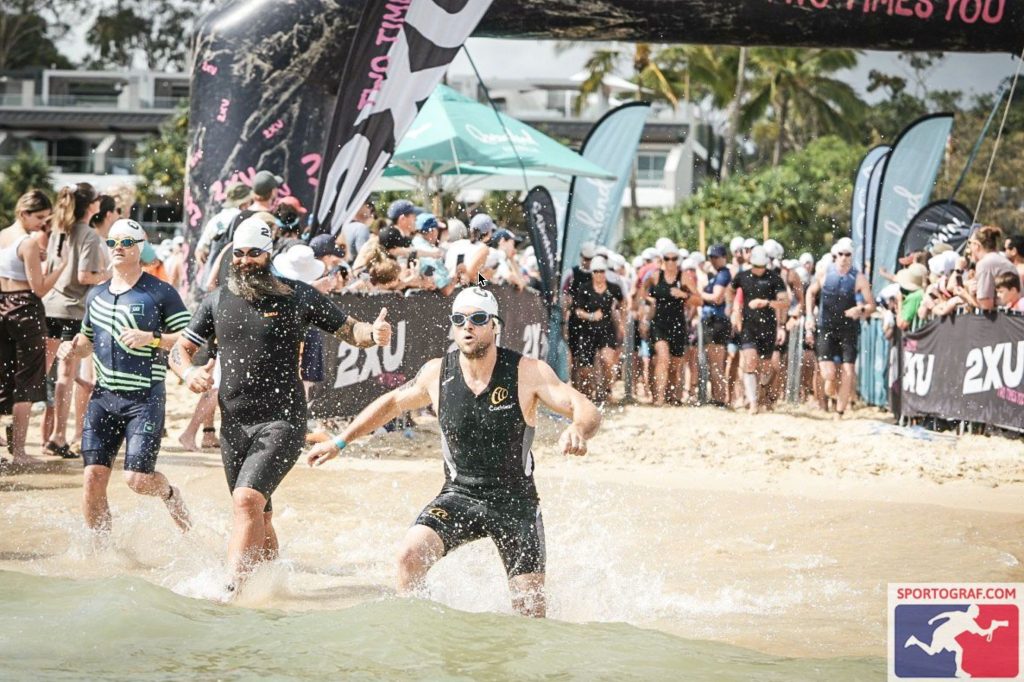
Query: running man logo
490 386 509 405
893 603 1019 679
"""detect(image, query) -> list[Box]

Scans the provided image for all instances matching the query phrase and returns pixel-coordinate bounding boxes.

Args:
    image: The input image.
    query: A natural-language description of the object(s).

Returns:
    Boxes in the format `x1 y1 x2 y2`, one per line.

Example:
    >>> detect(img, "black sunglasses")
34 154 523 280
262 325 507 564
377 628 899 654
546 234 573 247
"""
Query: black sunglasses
450 311 494 327
232 247 266 258
105 238 142 249
663 256 679 262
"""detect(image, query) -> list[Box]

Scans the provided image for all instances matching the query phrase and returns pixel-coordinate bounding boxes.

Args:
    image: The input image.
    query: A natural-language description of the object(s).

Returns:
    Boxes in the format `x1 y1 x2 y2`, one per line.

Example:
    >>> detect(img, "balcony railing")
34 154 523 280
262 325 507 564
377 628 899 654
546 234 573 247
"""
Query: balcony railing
0 94 188 110
0 155 139 175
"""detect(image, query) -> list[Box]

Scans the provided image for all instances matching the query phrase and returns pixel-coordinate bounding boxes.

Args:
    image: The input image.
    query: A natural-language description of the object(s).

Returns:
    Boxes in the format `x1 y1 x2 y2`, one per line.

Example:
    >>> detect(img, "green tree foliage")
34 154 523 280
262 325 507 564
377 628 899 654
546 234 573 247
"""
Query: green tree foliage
85 0 211 71
0 0 80 70
0 151 55 225
135 105 188 211
623 136 865 256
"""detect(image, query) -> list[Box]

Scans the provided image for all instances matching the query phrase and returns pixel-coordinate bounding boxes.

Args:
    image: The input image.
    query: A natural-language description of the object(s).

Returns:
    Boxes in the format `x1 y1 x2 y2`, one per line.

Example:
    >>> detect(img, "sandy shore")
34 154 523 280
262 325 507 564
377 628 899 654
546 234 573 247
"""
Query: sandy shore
2 380 1022 660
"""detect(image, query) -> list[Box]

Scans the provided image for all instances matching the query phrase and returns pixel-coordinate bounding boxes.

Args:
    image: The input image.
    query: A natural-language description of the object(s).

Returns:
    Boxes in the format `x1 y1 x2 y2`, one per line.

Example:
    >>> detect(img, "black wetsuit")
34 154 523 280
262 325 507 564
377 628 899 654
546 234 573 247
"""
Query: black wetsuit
415 347 545 578
731 269 786 358
571 281 622 366
185 279 350 511
646 270 689 357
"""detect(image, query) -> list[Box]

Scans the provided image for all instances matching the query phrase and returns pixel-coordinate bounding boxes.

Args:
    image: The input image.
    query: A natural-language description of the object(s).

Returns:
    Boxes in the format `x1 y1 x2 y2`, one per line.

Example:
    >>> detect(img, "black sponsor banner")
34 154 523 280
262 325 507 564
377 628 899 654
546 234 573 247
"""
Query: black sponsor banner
309 287 549 418
523 186 559 303
313 0 493 235
898 199 974 256
898 312 1024 431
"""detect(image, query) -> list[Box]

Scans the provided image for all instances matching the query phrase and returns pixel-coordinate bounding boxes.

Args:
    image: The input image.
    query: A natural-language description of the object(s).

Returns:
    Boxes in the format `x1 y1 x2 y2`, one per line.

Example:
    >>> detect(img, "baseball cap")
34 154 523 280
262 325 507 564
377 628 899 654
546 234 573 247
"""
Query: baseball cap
730 237 745 254
416 212 439 232
493 228 523 243
277 195 308 215
387 199 419 221
580 242 597 259
469 213 496 234
748 245 769 267
309 234 345 259
252 170 283 196
708 244 728 259
452 286 500 319
233 216 274 252
223 181 251 208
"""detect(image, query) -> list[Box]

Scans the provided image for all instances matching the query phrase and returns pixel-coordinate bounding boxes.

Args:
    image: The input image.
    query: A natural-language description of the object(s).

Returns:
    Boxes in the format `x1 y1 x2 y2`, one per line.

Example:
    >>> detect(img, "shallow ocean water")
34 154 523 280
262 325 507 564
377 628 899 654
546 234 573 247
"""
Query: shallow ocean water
0 570 881 681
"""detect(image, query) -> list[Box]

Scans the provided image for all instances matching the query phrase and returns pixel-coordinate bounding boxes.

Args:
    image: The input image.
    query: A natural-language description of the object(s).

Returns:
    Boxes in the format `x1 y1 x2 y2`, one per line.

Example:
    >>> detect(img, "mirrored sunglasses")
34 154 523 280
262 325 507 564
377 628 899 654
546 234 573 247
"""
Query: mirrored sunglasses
105 238 142 249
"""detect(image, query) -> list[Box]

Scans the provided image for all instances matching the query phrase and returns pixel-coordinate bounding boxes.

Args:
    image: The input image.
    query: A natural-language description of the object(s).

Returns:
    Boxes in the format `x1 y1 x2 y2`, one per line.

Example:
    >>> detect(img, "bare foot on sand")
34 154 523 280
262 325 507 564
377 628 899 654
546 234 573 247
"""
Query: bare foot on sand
177 432 198 452
200 428 219 449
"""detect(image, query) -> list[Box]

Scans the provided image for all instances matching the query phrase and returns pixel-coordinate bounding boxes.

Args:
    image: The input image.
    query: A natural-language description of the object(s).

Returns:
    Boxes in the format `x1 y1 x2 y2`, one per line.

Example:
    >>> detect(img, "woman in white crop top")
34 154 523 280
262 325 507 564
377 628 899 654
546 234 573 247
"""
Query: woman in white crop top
0 190 67 465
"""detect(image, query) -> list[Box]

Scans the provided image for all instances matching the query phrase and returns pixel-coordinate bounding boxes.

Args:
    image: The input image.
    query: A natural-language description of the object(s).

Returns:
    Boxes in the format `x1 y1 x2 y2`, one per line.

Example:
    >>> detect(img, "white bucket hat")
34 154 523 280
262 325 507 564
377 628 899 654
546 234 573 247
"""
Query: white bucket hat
272 244 325 284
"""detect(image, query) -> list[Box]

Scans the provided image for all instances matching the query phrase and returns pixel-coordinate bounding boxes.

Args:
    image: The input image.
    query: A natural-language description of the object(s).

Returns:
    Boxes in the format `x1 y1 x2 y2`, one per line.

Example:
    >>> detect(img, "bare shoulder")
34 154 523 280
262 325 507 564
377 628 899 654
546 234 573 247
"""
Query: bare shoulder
416 357 444 386
518 355 558 386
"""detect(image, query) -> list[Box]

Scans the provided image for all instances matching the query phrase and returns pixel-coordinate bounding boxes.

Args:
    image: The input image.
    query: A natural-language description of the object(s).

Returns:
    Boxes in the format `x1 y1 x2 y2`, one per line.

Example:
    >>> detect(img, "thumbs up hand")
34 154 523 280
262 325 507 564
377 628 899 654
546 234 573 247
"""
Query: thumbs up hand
371 308 391 347
186 358 216 393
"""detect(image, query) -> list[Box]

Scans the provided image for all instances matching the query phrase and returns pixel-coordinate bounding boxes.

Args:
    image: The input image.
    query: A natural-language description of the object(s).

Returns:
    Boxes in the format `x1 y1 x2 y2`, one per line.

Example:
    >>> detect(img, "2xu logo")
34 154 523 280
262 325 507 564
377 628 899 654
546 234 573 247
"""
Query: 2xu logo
334 321 406 389
963 341 1024 396
903 350 935 397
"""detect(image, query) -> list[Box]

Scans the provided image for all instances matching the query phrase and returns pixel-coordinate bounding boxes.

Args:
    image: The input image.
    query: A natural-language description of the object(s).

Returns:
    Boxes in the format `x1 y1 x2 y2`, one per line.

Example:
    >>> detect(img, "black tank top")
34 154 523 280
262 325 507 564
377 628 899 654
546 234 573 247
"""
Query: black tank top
647 270 687 328
438 346 537 501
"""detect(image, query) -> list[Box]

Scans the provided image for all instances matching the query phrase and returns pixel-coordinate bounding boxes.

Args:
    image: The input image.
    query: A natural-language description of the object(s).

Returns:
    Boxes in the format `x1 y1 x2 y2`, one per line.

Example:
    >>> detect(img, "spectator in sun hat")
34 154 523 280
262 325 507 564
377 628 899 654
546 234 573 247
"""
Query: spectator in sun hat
250 170 283 212
196 181 253 265
411 213 453 293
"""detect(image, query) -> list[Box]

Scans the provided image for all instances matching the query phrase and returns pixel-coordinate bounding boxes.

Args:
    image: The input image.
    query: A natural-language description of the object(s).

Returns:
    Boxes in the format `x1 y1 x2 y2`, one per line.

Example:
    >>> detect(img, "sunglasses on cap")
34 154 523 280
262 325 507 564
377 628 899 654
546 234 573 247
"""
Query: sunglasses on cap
105 238 142 249
232 247 267 258
450 311 496 327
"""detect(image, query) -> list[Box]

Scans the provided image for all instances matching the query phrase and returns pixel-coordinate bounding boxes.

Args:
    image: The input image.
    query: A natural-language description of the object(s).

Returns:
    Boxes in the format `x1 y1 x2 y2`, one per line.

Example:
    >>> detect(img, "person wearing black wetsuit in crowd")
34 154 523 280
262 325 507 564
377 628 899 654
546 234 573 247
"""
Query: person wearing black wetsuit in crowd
645 243 690 406
569 255 622 403
169 216 392 596
306 287 601 618
728 246 789 415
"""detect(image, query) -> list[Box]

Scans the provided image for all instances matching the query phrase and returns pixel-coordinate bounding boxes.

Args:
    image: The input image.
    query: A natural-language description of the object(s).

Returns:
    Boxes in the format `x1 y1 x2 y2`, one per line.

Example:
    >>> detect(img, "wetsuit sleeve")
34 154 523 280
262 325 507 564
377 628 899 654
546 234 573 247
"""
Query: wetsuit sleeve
299 284 351 334
715 269 732 289
159 285 192 333
183 291 217 346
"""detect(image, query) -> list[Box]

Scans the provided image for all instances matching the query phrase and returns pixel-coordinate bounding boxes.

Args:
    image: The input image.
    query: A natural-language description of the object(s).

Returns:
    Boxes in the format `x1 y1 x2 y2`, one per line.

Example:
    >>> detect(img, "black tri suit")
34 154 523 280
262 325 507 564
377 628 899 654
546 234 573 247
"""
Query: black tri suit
414 346 546 578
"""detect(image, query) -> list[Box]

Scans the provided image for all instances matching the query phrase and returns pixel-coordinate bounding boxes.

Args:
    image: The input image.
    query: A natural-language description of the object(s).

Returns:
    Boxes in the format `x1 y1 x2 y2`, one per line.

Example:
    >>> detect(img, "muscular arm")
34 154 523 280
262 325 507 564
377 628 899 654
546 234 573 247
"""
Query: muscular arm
308 359 440 466
168 337 200 380
856 274 877 317
333 317 378 348
339 359 439 444
805 275 821 320
527 358 601 440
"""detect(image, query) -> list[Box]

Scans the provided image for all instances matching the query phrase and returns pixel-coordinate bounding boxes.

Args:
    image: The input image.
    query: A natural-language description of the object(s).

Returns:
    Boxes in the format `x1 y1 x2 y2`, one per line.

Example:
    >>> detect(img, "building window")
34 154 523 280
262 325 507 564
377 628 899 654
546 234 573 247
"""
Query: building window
636 152 667 183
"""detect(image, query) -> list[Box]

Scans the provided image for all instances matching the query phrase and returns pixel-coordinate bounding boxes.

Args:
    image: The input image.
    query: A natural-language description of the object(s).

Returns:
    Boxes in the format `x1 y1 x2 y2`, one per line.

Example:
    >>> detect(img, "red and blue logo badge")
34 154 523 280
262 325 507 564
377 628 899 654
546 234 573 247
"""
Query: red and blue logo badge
890 585 1023 681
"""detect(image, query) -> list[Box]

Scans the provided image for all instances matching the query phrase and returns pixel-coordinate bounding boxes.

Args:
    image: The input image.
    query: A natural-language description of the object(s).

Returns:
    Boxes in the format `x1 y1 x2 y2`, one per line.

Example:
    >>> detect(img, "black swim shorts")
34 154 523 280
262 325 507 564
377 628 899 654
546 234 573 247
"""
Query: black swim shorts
82 385 165 473
220 414 305 512
414 489 546 578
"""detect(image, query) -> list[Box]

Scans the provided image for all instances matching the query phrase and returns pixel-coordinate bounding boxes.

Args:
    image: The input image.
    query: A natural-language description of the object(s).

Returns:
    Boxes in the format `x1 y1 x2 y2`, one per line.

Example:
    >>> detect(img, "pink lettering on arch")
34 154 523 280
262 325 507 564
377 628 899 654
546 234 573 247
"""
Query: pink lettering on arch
200 61 218 76
302 153 322 187
216 98 230 122
775 0 1002 23
262 119 285 140
184 186 203 229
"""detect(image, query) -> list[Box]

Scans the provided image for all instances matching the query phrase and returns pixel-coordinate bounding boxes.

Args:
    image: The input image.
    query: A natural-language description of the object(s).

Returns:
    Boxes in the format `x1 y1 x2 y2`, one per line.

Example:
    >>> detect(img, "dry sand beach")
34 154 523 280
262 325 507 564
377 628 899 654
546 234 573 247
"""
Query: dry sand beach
2 380 1022 670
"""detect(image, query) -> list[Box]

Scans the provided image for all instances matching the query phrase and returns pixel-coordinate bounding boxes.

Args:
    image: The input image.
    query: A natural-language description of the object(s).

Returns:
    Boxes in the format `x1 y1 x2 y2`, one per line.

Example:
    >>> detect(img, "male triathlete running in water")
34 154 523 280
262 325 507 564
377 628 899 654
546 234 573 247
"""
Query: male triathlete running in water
169 217 391 593
728 246 789 414
58 219 191 534
804 238 874 417
306 287 601 617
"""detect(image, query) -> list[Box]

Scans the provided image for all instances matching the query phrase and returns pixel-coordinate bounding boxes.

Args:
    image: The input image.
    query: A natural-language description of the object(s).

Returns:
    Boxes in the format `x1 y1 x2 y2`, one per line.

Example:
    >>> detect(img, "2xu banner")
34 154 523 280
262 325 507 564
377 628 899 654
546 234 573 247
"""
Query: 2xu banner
309 287 548 418
898 312 1024 432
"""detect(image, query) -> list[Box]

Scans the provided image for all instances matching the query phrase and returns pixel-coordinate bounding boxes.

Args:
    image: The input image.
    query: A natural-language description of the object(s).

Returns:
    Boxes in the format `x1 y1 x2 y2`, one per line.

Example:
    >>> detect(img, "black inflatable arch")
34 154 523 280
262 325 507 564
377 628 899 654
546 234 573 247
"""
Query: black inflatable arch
184 0 1024 240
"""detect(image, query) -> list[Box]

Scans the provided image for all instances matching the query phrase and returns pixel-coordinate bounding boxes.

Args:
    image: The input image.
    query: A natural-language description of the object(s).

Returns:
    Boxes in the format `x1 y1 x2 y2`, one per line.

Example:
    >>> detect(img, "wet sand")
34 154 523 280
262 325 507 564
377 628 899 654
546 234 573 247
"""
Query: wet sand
2 382 1021 660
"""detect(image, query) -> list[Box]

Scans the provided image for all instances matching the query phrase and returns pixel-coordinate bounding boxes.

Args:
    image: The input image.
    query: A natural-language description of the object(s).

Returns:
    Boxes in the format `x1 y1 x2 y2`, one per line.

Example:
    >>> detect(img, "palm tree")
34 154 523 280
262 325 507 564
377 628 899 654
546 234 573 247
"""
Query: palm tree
744 48 866 166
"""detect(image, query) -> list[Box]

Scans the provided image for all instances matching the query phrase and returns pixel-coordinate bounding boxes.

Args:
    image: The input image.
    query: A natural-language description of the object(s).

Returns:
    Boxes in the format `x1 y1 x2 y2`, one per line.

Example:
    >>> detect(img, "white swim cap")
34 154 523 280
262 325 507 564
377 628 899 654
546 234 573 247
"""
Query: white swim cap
108 219 147 242
452 286 500 319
